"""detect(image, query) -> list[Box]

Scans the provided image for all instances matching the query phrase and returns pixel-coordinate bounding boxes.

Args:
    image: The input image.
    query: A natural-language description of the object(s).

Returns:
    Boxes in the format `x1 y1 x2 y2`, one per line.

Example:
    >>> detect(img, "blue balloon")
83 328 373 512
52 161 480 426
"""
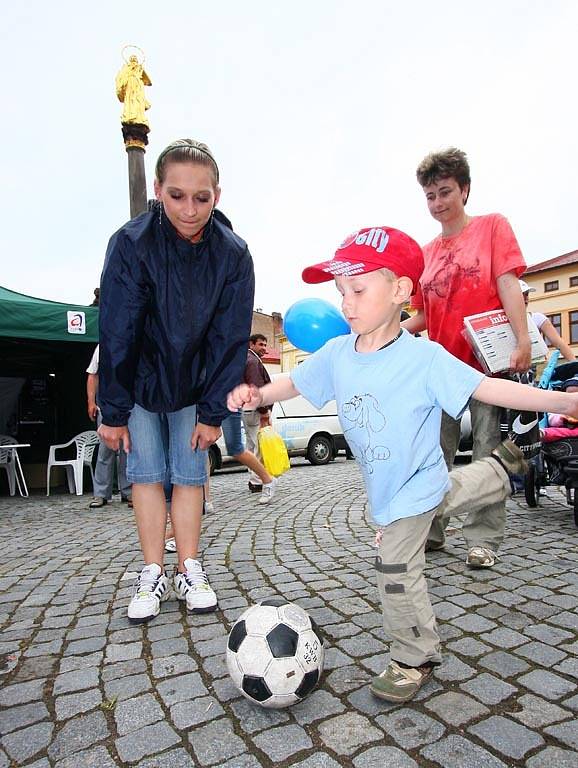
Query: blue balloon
284 298 350 353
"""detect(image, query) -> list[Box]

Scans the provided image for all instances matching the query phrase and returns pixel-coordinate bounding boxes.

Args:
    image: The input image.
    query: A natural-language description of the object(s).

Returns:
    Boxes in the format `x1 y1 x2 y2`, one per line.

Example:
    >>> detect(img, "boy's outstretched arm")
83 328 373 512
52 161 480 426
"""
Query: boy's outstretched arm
473 377 578 419
227 375 300 412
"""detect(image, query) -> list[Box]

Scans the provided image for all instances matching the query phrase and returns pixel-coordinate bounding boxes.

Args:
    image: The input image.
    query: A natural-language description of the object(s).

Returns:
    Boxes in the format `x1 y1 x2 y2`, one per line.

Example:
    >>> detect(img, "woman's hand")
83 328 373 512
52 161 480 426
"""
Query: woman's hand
191 423 221 451
227 384 263 412
98 424 131 452
509 340 532 373
563 393 578 422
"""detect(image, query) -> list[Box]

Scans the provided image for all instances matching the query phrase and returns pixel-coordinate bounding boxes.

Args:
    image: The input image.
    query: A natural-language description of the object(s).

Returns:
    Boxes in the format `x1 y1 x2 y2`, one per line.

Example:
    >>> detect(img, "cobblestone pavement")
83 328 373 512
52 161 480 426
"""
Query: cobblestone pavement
1 458 578 767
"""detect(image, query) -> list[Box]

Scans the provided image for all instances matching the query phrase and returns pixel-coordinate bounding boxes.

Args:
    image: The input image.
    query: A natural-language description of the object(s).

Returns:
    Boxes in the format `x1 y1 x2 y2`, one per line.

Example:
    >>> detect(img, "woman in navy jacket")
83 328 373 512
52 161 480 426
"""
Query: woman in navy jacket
98 139 254 623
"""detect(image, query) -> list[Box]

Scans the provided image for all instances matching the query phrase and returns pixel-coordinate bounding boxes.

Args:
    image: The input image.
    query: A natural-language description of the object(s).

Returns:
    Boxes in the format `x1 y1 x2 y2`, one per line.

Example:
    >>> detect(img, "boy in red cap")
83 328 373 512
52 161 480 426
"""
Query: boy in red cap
228 226 578 703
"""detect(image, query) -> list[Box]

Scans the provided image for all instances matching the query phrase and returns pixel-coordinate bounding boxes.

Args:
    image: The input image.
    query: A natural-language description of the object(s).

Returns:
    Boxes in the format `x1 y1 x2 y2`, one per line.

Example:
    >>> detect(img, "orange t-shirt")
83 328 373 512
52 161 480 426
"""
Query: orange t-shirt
411 213 526 370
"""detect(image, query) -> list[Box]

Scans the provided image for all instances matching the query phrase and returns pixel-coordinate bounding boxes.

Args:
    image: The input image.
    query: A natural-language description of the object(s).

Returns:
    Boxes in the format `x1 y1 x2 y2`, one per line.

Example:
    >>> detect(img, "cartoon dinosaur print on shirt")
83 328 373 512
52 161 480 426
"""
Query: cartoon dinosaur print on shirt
342 394 390 474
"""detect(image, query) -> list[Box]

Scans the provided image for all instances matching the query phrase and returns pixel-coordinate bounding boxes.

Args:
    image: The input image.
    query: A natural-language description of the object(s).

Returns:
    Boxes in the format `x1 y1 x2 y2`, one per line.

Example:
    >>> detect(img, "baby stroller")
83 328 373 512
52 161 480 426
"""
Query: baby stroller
524 350 578 526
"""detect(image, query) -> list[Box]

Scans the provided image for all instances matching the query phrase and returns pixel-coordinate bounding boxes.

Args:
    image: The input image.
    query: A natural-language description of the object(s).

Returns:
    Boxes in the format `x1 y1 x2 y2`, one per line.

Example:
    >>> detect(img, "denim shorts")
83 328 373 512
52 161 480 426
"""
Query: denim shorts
221 411 245 457
127 404 207 486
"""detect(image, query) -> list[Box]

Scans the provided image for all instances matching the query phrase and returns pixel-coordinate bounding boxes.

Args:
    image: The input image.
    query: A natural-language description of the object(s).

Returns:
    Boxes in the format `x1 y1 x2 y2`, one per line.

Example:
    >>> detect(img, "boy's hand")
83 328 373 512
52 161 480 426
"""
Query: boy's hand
227 384 263 411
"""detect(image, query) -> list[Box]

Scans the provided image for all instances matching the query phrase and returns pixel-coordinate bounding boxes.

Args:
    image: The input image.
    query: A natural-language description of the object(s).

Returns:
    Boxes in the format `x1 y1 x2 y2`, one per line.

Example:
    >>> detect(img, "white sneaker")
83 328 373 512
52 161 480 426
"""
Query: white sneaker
259 478 277 504
127 563 170 624
165 538 177 553
173 558 217 613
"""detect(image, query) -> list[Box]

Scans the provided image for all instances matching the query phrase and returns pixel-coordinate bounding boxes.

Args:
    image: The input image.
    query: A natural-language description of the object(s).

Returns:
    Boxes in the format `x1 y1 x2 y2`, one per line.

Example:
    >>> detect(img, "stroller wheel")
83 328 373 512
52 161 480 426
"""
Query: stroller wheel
524 463 539 508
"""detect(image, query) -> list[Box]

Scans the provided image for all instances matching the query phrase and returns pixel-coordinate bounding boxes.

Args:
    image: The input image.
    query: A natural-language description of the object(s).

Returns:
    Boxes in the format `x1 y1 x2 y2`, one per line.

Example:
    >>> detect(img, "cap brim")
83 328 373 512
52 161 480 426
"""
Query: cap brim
302 262 335 284
302 257 382 284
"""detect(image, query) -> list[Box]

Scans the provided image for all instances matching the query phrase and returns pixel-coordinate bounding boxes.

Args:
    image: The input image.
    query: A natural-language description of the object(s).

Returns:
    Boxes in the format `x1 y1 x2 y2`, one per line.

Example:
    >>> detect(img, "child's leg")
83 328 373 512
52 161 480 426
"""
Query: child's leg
436 448 514 524
376 510 442 668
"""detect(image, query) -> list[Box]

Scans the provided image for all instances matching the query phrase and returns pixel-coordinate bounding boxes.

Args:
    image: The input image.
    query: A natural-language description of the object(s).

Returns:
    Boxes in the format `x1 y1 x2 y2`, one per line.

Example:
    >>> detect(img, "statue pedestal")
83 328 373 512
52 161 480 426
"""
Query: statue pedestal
121 123 149 218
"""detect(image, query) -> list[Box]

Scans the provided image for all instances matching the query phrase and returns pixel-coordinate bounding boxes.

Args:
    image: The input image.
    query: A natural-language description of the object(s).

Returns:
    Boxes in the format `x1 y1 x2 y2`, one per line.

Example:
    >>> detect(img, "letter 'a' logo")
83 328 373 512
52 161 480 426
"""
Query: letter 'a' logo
67 311 86 335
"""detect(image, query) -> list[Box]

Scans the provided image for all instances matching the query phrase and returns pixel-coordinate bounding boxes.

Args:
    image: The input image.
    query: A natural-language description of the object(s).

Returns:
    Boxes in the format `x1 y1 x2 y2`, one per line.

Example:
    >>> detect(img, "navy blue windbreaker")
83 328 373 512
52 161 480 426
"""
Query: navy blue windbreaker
98 207 255 427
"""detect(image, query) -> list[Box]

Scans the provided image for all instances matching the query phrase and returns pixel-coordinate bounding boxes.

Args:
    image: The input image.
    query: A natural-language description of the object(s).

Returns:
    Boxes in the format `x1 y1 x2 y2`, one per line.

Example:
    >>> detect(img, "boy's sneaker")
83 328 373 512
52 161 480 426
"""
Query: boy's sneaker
259 478 277 505
466 546 497 568
507 408 540 459
370 660 434 702
127 563 170 624
491 439 528 477
165 538 177 553
174 558 217 613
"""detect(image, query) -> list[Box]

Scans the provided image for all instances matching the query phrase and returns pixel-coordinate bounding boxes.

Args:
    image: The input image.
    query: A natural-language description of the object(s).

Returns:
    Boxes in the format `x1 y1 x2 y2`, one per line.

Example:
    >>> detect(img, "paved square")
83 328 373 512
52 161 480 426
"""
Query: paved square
1 458 577 765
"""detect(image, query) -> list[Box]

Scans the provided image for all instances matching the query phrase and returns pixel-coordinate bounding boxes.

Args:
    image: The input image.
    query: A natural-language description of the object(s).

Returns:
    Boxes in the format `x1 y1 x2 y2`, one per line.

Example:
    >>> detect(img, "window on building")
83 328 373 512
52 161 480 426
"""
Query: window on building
544 280 559 292
547 313 562 342
570 276 578 287
570 312 578 344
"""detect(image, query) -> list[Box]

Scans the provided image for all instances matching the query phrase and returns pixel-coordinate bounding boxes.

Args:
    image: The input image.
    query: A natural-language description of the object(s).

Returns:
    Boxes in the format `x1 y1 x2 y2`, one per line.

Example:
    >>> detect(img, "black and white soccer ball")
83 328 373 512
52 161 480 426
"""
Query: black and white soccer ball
226 597 324 709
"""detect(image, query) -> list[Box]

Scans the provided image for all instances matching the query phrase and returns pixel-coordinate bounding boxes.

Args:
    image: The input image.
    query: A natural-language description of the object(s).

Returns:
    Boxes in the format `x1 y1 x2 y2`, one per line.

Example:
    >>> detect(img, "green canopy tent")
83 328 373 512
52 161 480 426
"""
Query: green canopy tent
0 286 99 483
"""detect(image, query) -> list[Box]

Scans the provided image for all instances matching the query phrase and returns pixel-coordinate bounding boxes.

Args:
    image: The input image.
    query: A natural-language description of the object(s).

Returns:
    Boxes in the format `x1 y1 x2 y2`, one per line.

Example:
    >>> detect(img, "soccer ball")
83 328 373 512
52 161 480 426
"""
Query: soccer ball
226 597 324 708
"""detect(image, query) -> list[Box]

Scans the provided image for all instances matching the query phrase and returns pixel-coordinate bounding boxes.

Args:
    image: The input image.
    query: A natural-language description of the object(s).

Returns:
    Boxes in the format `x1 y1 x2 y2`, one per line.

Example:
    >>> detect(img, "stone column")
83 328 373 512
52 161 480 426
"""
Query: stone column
121 123 149 218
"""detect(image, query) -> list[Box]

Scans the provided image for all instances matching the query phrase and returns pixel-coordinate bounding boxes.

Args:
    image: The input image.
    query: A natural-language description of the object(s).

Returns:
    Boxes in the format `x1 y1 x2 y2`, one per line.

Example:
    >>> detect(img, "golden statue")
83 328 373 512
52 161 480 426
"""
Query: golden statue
116 48 152 127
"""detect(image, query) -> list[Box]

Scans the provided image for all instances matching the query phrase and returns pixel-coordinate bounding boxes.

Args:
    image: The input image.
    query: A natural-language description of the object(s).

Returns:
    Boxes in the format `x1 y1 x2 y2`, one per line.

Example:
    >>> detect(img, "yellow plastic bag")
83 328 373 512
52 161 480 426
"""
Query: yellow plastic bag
258 426 290 477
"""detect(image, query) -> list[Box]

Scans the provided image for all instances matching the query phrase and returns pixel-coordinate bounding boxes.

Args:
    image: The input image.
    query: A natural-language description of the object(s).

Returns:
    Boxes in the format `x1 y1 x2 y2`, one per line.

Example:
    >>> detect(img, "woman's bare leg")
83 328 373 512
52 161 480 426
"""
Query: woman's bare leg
170 484 204 572
132 482 167 566
234 450 272 484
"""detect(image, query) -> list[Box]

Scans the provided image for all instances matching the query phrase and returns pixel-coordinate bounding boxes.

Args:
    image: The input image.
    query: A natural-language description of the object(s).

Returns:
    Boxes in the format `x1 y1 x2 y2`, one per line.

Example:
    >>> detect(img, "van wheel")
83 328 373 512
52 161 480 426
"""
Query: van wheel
307 435 333 465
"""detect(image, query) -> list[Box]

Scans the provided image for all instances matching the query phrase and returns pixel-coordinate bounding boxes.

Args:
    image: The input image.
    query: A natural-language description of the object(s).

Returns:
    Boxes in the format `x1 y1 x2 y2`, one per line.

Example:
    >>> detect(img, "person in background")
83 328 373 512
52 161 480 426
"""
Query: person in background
403 147 530 569
520 279 575 362
98 138 254 624
243 334 275 498
86 344 131 509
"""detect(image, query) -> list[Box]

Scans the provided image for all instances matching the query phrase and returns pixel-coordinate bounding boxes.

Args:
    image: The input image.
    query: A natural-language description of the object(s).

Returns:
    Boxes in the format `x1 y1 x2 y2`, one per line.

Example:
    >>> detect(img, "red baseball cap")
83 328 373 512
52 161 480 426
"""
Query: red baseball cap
302 227 424 294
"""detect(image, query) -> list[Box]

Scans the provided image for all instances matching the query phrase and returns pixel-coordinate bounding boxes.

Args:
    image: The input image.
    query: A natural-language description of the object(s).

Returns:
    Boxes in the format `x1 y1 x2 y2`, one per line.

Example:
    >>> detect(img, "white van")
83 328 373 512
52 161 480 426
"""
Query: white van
209 395 346 473
272 396 345 465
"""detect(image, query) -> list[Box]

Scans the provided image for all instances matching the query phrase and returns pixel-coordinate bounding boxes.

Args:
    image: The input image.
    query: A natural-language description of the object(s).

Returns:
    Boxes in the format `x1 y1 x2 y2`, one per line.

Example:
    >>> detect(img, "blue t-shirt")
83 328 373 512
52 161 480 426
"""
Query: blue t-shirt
290 330 484 526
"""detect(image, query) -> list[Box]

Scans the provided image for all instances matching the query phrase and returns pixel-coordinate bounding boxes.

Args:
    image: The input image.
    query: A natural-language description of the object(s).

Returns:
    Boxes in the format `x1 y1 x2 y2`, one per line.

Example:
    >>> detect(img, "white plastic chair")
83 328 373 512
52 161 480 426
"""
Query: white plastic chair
0 436 17 496
46 431 100 496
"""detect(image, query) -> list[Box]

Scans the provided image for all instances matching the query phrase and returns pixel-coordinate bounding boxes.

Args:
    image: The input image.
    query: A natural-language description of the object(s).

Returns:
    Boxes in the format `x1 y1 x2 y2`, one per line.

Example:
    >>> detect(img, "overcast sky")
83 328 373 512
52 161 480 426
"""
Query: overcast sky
2 0 576 315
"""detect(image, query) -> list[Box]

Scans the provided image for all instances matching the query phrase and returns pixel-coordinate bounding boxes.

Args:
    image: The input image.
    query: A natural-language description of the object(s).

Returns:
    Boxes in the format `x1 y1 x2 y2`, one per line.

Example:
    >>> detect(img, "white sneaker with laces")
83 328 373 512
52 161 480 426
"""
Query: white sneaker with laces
259 477 277 504
174 558 217 613
165 538 177 553
127 563 170 624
